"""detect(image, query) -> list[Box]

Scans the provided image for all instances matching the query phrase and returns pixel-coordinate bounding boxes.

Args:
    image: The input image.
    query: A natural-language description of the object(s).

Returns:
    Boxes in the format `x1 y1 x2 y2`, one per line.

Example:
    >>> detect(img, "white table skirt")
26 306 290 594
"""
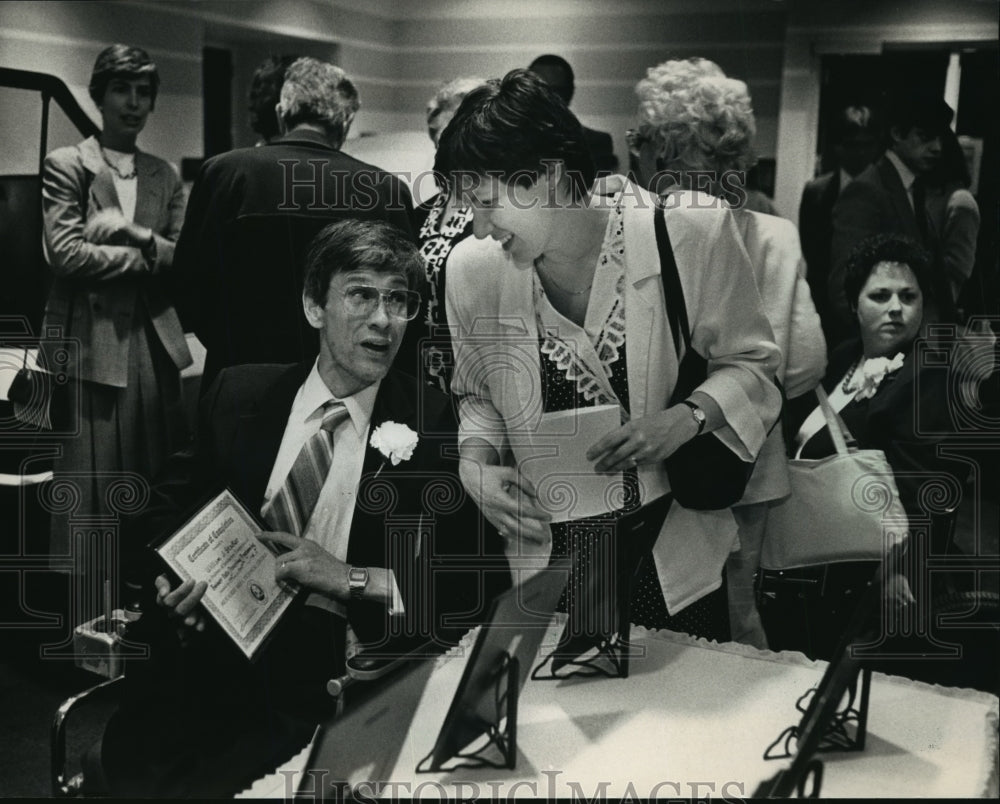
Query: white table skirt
241 623 999 799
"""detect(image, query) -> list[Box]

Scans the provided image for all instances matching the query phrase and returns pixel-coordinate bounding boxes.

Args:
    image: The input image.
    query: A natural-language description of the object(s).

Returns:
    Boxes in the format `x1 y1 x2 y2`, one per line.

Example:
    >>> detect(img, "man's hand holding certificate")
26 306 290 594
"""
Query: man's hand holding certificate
156 489 298 660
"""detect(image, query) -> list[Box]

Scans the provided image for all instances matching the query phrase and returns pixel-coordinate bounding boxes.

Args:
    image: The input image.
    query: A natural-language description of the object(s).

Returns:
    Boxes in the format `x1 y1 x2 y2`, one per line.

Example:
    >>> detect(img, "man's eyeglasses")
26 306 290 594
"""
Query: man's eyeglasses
625 128 649 158
341 285 421 321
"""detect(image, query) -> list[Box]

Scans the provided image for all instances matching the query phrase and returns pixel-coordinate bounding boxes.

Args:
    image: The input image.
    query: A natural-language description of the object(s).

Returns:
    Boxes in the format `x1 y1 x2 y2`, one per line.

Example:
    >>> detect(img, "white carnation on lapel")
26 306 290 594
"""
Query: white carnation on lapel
847 352 905 400
370 421 419 465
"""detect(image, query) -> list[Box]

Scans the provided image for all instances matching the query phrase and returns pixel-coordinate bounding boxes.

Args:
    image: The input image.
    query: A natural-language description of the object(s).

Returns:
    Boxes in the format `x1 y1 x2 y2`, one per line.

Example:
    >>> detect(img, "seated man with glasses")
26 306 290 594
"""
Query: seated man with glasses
97 219 507 798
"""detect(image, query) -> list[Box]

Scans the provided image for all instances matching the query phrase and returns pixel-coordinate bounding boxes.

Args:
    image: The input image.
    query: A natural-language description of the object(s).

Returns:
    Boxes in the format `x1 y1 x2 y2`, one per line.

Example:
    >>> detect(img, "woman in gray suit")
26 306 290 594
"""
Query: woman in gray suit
41 44 191 588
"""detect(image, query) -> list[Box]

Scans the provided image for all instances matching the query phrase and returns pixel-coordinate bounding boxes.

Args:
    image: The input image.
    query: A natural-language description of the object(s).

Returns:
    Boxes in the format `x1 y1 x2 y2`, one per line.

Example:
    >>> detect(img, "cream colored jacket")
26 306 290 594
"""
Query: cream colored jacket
446 181 782 610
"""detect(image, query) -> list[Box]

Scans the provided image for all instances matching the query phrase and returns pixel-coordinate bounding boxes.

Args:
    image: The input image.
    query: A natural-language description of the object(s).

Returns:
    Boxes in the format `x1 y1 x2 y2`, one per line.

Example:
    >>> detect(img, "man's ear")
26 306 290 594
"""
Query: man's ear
888 125 904 146
303 292 324 330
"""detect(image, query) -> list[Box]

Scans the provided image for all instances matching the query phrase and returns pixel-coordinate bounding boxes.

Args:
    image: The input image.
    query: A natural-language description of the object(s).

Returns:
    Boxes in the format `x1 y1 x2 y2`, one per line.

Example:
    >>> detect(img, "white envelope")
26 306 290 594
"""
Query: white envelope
520 404 624 523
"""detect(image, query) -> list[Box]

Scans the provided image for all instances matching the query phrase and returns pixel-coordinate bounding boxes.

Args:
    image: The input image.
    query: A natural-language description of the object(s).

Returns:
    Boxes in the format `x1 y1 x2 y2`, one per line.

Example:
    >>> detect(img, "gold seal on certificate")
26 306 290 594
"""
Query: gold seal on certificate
156 489 297 660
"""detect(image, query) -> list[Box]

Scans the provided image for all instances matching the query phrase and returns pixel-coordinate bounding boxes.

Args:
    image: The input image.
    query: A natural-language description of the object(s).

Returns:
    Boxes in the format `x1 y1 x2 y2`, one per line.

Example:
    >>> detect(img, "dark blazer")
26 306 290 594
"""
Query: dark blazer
41 136 191 386
583 125 619 176
105 364 506 797
171 130 419 392
798 170 840 339
828 155 946 334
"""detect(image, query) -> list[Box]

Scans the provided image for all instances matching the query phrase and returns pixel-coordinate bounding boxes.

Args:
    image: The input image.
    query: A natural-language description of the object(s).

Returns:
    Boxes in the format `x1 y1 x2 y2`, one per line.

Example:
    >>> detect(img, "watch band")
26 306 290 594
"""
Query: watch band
348 567 369 600
681 400 707 434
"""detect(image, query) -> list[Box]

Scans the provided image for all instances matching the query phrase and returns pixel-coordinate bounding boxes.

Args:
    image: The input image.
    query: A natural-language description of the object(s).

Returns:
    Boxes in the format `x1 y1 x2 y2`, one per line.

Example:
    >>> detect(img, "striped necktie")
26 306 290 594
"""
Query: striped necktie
264 400 350 536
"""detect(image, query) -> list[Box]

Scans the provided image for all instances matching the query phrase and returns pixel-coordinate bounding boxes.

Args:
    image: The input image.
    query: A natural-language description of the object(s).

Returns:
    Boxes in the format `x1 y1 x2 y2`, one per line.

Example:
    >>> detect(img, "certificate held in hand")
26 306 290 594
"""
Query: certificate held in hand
156 489 297 660
521 404 624 523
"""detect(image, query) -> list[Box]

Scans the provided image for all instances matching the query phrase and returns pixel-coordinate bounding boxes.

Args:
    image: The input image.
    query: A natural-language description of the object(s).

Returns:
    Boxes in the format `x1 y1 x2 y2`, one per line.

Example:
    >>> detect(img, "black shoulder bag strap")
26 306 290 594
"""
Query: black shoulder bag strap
650 197 755 510
653 199 687 360
653 198 708 399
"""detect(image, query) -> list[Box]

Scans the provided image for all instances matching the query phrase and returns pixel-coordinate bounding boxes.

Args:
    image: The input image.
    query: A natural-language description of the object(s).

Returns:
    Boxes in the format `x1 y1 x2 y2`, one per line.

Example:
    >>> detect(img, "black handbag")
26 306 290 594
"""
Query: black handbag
653 201 756 510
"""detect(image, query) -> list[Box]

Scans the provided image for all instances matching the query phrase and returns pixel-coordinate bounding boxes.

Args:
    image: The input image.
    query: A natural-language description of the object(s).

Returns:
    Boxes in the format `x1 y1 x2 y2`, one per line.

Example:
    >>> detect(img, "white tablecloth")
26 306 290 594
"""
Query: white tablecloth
241 624 999 799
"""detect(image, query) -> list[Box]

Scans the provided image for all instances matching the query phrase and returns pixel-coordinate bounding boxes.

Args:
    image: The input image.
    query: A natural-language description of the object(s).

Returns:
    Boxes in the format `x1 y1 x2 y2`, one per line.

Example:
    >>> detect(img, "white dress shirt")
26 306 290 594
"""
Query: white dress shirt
262 362 400 616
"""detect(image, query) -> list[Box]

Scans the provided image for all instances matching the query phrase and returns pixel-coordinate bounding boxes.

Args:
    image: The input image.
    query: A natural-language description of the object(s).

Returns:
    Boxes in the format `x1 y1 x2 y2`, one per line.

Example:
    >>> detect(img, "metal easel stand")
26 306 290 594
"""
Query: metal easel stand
416 652 519 772
764 666 873 761
529 629 633 680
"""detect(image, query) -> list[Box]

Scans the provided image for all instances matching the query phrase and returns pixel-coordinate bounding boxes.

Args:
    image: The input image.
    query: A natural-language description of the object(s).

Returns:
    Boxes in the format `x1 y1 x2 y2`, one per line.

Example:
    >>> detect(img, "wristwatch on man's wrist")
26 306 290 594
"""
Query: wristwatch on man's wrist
348 566 369 600
681 400 707 434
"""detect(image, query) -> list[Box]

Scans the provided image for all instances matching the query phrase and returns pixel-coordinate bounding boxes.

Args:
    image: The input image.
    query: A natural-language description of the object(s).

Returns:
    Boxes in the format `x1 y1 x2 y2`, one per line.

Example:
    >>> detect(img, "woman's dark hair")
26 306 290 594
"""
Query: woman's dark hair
88 44 160 109
303 219 425 307
433 69 595 201
843 233 932 312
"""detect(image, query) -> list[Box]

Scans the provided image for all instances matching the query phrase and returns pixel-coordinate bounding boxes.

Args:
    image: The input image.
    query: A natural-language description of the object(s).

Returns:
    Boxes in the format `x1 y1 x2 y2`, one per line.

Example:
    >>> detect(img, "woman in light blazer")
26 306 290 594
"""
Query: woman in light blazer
630 58 827 648
41 44 191 585
439 70 781 643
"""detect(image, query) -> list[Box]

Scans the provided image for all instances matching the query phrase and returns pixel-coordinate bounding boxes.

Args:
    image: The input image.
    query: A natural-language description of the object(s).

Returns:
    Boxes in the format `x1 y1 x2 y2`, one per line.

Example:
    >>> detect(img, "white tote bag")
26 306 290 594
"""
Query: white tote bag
760 386 908 570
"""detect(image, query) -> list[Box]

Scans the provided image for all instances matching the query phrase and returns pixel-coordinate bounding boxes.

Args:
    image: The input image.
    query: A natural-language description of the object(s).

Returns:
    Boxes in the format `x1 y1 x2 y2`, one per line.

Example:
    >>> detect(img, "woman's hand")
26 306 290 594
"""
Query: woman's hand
154 574 207 645
83 209 130 244
83 209 153 250
586 405 698 474
261 531 350 601
459 458 552 546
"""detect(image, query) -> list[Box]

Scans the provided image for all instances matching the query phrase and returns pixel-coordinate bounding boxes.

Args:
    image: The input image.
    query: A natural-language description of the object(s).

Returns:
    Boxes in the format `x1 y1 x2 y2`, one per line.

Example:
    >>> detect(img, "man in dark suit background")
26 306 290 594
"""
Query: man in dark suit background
172 57 419 394
799 105 880 346
100 220 506 798
828 89 954 344
528 54 619 176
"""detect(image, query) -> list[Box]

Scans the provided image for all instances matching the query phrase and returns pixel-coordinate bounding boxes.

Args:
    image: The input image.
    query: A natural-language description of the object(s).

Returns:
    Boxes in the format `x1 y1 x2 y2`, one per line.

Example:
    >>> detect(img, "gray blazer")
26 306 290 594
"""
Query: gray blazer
41 136 192 387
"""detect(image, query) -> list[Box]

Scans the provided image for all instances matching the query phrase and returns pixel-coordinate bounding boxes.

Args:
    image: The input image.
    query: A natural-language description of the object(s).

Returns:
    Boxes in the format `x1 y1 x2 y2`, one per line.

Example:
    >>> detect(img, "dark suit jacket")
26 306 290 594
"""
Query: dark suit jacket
828 156 947 336
41 136 191 386
798 170 840 340
171 130 419 393
105 364 506 797
583 125 619 176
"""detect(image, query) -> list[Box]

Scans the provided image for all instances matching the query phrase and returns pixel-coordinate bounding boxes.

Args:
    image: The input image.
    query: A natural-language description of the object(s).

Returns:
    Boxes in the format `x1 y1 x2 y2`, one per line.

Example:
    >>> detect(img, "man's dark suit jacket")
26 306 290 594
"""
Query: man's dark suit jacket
583 126 619 176
171 130 419 393
798 170 841 343
828 155 947 338
103 364 506 798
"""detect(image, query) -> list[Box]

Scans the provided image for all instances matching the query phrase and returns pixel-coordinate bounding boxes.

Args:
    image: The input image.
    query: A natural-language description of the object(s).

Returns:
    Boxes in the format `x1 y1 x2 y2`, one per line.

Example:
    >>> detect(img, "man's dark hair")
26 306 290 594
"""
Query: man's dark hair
925 126 972 189
249 54 297 141
885 88 953 138
303 219 425 307
844 232 932 313
433 69 595 201
528 54 574 105
88 44 160 109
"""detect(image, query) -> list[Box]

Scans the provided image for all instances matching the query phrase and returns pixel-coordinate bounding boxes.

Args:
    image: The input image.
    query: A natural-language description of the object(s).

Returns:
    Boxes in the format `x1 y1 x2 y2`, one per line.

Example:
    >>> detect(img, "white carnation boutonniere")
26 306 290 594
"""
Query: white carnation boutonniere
369 421 419 466
845 352 905 401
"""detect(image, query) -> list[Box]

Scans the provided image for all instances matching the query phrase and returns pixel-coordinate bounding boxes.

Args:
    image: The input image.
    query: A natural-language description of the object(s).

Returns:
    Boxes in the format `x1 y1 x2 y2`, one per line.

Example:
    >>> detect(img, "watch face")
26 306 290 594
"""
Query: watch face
349 567 368 584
